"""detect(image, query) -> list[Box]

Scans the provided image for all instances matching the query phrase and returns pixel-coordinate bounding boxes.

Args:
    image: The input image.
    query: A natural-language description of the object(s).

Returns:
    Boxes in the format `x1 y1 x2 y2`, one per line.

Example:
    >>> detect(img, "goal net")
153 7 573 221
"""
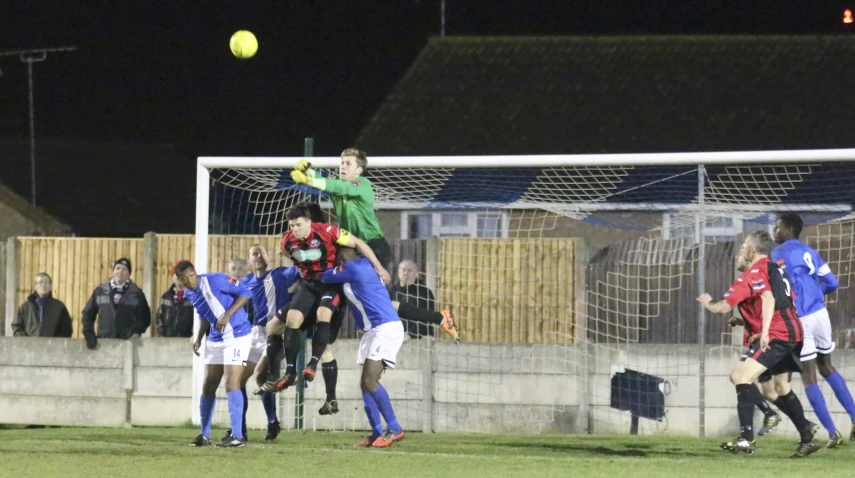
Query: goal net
194 150 855 438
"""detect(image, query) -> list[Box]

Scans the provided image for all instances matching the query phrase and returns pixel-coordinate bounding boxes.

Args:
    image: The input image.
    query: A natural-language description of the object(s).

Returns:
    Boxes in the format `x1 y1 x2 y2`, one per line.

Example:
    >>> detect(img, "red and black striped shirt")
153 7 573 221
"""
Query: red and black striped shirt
280 223 351 280
723 257 803 346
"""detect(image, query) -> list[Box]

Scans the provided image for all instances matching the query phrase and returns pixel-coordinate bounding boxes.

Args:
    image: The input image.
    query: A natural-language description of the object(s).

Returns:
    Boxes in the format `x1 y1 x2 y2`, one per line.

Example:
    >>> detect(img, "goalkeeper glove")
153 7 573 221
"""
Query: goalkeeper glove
290 169 313 186
295 159 310 172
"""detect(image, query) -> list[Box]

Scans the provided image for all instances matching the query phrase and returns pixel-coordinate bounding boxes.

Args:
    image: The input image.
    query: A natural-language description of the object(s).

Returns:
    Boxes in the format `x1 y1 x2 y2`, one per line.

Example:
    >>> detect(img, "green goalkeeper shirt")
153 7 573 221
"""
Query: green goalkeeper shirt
310 171 385 242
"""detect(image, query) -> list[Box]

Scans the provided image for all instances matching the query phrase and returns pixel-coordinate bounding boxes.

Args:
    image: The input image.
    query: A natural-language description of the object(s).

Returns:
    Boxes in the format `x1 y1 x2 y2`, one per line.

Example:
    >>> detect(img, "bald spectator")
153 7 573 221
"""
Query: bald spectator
12 272 72 337
393 259 437 339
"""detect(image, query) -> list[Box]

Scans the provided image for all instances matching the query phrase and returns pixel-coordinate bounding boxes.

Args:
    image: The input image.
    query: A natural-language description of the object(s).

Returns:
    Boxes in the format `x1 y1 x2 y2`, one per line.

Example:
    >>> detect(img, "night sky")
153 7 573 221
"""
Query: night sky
0 1 852 236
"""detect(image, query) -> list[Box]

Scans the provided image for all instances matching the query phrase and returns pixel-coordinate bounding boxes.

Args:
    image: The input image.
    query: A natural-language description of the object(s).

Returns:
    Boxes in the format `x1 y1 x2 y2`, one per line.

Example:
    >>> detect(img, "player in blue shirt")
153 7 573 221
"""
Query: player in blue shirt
322 247 405 448
176 260 252 448
773 212 855 446
242 245 300 439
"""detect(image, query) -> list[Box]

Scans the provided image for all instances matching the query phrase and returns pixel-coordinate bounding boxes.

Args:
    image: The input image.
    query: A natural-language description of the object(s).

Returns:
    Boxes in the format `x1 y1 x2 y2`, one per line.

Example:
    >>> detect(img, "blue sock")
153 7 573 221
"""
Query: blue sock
227 390 245 439
805 384 836 434
200 396 216 438
362 391 383 437
369 384 401 433
240 386 248 437
827 371 855 420
261 392 278 423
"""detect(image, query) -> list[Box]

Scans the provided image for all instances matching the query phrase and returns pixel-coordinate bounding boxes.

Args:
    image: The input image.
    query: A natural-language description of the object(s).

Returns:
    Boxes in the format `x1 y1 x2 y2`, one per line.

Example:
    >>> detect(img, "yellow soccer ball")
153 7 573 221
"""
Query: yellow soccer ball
230 30 258 59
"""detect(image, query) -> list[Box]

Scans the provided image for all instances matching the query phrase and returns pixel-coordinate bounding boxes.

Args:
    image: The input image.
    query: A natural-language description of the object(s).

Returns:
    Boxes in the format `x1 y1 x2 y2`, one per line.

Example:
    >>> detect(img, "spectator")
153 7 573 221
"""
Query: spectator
393 259 436 338
12 272 72 337
82 258 151 349
156 272 195 338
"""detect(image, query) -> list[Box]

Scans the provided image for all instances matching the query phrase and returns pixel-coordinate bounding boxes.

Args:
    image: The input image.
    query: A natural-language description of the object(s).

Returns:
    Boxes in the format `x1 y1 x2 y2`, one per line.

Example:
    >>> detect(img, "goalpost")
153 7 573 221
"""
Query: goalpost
193 148 855 437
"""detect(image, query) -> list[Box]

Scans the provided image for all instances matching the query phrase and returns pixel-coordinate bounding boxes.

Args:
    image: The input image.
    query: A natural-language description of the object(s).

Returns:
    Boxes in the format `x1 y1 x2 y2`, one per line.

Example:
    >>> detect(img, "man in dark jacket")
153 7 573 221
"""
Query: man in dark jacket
393 259 437 338
12 272 73 337
82 258 151 349
156 273 195 337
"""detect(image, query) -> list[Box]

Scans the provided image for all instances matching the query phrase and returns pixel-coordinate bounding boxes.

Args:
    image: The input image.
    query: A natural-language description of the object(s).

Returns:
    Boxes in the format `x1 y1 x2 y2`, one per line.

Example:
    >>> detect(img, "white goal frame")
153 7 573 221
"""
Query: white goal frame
193 148 855 431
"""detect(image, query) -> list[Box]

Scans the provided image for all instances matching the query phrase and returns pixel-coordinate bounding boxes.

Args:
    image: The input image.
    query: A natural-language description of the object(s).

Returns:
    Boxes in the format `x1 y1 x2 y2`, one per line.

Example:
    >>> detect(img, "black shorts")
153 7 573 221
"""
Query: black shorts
290 279 345 344
741 341 803 383
366 237 392 271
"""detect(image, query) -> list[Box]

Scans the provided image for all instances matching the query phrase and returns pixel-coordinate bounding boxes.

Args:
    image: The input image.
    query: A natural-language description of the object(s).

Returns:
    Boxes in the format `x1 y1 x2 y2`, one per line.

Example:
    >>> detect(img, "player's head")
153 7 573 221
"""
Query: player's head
340 147 367 181
774 212 803 243
113 258 131 285
740 230 774 263
335 246 359 266
227 258 247 281
249 244 270 272
287 204 314 239
173 260 199 289
397 259 419 286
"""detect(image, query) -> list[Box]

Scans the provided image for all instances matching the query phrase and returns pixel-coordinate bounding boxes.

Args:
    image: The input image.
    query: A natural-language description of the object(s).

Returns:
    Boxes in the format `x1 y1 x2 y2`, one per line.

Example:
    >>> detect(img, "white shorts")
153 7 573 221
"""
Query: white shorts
247 325 267 364
204 333 253 366
357 321 405 369
799 308 835 361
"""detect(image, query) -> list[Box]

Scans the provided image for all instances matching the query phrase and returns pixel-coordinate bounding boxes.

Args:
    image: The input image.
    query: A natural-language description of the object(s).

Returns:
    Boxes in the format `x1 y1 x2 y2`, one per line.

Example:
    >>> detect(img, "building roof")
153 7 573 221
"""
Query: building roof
0 179 72 235
356 35 855 155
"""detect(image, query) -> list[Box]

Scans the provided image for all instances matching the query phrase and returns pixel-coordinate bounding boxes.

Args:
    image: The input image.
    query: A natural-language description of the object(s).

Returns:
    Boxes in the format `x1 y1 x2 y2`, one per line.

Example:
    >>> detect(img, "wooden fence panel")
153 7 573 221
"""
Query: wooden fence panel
437 238 582 344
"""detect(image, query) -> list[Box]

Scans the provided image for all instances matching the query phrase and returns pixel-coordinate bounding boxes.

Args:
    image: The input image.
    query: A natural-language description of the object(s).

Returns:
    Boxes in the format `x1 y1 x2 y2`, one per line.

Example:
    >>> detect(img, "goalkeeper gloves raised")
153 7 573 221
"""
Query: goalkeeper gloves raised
294 159 310 172
290 169 312 186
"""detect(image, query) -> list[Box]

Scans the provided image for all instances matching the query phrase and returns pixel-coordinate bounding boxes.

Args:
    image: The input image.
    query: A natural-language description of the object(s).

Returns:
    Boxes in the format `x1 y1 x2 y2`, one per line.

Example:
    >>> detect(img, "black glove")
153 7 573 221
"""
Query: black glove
85 333 98 350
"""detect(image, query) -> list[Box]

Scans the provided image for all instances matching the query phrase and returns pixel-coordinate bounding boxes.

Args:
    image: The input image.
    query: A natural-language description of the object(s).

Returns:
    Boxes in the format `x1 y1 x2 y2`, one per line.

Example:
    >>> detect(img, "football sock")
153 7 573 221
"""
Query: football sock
227 390 245 440
309 322 331 368
736 384 755 441
805 383 836 434
283 327 299 375
826 371 855 420
261 392 278 423
369 384 401 434
362 391 383 437
774 391 813 443
200 395 215 438
265 334 284 379
322 360 338 401
396 301 443 325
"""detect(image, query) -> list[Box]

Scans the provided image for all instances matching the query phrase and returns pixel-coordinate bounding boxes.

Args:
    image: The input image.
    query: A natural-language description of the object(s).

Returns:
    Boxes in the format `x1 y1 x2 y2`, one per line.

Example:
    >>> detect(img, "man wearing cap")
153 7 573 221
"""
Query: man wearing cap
82 258 151 349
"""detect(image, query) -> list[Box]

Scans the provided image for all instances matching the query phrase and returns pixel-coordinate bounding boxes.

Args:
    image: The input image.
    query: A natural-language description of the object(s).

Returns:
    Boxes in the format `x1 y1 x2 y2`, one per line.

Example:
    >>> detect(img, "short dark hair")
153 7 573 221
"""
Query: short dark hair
287 202 325 223
336 246 358 265
174 260 195 275
778 212 804 239
747 230 774 255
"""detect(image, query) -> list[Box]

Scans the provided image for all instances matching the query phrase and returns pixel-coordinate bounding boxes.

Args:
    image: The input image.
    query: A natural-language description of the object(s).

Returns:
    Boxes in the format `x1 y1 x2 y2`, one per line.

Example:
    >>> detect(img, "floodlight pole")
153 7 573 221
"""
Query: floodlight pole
440 0 446 36
0 46 77 207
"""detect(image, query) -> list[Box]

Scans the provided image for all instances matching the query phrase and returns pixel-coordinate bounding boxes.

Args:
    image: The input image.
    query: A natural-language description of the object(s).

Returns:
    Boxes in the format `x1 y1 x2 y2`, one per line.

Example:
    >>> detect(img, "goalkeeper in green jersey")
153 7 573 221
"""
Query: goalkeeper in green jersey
290 148 392 271
289 148 459 341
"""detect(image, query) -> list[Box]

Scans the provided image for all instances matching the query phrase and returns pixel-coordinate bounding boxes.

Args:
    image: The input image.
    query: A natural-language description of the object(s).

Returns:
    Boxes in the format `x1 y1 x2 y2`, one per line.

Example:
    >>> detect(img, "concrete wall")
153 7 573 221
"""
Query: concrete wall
2 336 853 438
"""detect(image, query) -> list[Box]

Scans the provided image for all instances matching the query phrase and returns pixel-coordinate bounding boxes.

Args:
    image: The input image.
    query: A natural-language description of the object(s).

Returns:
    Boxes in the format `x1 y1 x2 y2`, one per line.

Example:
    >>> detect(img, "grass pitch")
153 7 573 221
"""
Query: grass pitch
0 426 851 477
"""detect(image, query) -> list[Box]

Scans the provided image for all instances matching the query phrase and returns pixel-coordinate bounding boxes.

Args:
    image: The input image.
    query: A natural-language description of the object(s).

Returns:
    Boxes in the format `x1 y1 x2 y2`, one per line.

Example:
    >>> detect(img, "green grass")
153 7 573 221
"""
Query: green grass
0 427 852 477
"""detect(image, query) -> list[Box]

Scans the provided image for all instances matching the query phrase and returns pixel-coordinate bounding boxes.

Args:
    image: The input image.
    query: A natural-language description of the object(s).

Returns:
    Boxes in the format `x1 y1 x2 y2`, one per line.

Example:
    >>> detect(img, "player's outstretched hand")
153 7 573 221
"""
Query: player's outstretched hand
727 316 744 327
376 267 391 285
291 170 310 185
193 339 202 357
696 293 713 306
215 313 231 333
748 333 760 344
295 159 310 172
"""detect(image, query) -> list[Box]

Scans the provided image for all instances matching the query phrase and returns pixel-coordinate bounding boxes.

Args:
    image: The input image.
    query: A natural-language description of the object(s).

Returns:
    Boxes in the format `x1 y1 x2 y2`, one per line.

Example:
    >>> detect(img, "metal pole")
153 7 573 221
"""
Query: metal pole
294 137 314 431
0 46 76 206
440 0 446 36
697 164 707 438
26 60 36 206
